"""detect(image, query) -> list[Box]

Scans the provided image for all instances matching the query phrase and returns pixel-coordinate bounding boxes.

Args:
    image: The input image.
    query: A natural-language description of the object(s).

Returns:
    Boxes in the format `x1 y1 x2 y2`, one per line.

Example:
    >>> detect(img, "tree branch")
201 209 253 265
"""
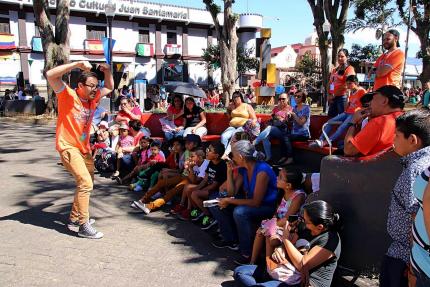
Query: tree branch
55 0 70 45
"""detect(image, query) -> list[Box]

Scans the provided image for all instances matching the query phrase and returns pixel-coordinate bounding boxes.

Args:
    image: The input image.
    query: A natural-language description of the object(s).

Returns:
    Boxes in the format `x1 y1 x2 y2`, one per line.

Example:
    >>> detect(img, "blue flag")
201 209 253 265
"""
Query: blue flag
102 37 116 64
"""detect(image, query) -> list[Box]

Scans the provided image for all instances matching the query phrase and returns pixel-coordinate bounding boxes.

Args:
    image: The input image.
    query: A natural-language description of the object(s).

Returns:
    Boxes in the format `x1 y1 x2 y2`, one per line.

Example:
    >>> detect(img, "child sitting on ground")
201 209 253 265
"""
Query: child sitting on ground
112 123 134 178
249 169 306 265
186 142 227 230
132 148 209 214
131 141 166 192
117 136 152 185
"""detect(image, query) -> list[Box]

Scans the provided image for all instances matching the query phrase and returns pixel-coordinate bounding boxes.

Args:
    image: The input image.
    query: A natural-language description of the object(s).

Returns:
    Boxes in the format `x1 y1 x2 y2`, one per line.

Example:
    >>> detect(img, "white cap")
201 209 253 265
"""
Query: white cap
99 121 109 129
295 239 310 250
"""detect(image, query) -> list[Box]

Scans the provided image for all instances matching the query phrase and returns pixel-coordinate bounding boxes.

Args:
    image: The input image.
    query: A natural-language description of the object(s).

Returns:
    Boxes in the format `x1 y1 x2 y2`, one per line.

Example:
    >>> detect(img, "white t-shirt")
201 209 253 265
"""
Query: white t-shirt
193 159 209 178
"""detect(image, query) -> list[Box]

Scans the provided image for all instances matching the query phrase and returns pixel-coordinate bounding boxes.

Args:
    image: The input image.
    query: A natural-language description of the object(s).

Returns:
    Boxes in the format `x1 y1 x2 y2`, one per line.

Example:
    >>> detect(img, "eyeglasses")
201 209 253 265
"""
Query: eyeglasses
84 83 100 90
279 98 287 101
206 147 214 153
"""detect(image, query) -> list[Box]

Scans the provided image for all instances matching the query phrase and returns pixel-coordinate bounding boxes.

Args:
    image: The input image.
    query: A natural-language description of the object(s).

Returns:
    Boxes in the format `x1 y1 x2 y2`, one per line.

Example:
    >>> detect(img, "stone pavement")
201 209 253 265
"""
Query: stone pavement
0 121 237 287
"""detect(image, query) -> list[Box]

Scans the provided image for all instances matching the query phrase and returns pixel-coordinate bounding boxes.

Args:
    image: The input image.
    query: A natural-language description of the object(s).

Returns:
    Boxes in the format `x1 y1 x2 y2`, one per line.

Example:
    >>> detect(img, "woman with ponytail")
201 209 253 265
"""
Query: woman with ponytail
234 200 341 287
210 140 278 263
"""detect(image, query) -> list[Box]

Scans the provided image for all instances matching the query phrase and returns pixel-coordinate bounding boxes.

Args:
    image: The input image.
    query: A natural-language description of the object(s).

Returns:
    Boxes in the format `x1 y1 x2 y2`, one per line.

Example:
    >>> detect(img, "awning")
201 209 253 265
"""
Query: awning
136 43 154 57
0 76 16 84
0 34 16 50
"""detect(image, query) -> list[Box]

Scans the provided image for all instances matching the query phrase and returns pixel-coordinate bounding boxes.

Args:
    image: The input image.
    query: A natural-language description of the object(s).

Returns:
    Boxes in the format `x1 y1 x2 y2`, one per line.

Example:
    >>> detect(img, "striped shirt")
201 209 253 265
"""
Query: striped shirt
411 167 430 278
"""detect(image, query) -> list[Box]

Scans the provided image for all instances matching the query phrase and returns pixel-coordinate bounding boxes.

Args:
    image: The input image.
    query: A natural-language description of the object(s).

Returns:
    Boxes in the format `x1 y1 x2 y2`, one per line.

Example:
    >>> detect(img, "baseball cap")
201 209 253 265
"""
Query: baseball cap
185 134 201 145
119 123 129 130
374 85 406 104
387 29 400 48
98 121 109 129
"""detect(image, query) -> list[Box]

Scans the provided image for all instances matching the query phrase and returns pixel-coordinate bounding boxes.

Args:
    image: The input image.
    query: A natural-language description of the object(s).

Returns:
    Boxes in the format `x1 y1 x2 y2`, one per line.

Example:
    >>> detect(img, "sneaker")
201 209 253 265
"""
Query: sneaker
170 204 185 215
200 215 218 230
129 183 136 191
112 170 120 178
67 218 95 232
309 140 324 148
177 209 190 221
115 177 123 185
133 200 151 214
211 238 239 251
134 185 143 192
150 192 163 200
190 209 204 222
78 222 104 239
284 158 294 165
234 255 251 266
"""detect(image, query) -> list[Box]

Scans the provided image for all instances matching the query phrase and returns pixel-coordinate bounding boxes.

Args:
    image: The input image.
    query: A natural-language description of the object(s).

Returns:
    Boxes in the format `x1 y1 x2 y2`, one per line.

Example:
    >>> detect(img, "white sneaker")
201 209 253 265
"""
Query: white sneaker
78 222 103 239
309 140 324 148
67 218 95 232
133 200 151 214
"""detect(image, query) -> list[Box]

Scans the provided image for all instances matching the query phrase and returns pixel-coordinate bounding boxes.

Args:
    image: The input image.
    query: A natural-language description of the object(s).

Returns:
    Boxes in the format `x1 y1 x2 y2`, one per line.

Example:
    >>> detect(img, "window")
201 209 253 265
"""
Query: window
0 18 10 34
167 32 177 45
86 25 106 40
138 30 149 44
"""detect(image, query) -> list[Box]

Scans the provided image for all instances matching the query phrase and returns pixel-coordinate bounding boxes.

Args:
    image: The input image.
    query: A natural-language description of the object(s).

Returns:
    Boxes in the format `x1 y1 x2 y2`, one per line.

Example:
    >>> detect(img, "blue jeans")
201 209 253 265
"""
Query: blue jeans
319 112 353 143
164 129 184 141
234 265 296 287
221 126 243 156
415 269 430 287
328 95 347 117
254 126 289 160
209 201 276 256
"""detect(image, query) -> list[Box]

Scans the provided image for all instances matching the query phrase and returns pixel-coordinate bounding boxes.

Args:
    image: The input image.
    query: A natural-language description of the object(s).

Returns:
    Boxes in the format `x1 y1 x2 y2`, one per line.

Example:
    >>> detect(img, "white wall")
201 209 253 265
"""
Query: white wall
238 31 256 54
9 11 19 44
28 54 45 85
187 60 207 85
25 12 36 45
134 58 157 84
188 28 207 56
69 16 87 50
112 20 136 52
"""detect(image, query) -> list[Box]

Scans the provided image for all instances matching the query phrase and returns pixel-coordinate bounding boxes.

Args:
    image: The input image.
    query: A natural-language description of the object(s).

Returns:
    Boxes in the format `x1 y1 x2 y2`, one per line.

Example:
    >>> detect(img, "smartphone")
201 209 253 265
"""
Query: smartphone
288 215 299 223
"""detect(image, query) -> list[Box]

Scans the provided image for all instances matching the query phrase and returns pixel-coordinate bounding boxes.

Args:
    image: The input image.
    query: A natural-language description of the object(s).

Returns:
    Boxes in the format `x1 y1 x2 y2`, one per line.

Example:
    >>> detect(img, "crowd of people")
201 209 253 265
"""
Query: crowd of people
46 28 430 287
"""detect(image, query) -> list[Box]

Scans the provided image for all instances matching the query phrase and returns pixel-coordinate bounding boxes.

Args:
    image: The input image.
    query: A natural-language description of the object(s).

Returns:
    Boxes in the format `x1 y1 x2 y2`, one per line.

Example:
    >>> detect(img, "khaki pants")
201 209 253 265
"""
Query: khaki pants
147 178 189 210
60 148 94 225
141 174 184 203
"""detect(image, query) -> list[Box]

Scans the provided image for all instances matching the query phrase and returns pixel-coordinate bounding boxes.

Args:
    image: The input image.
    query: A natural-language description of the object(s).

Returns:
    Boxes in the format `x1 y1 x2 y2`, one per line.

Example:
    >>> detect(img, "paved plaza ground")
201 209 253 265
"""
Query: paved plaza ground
0 119 378 287
0 120 239 287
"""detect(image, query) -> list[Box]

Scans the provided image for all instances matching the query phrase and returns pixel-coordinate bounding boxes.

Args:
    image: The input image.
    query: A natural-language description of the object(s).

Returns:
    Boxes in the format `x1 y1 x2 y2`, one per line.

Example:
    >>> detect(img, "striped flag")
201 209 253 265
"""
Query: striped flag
85 39 104 55
136 43 154 57
0 34 16 50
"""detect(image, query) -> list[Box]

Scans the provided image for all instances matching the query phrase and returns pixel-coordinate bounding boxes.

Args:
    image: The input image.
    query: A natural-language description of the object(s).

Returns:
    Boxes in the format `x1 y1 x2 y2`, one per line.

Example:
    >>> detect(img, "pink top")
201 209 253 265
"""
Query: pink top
272 105 293 121
119 135 134 148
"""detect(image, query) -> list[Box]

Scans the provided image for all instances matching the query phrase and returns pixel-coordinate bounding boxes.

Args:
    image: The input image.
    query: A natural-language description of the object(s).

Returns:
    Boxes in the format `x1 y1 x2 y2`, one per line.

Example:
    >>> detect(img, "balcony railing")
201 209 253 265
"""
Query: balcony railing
164 44 182 56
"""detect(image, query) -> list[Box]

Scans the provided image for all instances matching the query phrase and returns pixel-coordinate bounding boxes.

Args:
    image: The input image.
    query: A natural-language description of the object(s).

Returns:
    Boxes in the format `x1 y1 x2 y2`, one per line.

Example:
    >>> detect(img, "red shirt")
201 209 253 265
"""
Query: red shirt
345 88 366 114
117 106 143 124
167 105 184 127
350 111 403 156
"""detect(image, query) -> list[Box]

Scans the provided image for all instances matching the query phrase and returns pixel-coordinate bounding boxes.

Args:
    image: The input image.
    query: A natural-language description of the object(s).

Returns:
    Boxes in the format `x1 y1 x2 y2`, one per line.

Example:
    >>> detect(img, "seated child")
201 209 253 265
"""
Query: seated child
188 142 227 230
249 169 306 265
132 148 208 214
112 123 134 178
131 141 166 192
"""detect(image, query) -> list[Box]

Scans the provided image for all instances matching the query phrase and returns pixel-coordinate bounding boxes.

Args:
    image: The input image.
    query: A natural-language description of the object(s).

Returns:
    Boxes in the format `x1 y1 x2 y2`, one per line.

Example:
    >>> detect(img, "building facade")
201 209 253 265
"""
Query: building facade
0 0 262 93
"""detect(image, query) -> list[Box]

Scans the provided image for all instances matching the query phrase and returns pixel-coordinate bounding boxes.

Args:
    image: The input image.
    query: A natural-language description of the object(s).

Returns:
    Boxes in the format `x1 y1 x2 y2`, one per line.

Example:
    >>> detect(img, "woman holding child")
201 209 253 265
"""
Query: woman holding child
210 140 277 261
234 200 341 287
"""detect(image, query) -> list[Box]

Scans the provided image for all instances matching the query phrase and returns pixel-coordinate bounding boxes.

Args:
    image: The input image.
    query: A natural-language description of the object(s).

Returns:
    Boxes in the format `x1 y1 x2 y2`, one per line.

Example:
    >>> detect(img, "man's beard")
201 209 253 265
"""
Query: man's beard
384 41 395 50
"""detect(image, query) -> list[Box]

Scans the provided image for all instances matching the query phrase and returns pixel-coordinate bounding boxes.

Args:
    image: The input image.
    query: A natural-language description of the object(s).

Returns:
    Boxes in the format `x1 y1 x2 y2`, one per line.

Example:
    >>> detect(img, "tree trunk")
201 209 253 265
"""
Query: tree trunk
33 0 70 115
203 0 237 106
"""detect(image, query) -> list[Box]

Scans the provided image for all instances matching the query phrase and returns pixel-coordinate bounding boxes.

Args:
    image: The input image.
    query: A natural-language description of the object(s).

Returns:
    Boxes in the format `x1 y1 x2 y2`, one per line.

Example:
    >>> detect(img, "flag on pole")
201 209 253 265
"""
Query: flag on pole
102 37 116 64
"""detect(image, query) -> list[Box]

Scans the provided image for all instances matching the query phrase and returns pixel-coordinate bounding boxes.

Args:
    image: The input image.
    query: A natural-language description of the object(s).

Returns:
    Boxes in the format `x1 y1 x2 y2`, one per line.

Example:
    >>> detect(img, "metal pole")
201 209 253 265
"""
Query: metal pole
108 17 114 112
401 0 412 88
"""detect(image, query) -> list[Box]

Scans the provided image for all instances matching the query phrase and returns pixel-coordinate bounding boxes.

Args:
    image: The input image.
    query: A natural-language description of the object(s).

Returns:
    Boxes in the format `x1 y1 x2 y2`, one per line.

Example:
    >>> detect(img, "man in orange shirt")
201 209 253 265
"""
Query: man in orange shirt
46 61 113 239
344 85 405 157
370 30 405 90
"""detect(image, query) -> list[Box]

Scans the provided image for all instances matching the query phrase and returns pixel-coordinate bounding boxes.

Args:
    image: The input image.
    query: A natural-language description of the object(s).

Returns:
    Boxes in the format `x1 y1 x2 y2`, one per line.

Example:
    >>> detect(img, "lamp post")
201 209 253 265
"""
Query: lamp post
105 0 115 112
322 20 331 113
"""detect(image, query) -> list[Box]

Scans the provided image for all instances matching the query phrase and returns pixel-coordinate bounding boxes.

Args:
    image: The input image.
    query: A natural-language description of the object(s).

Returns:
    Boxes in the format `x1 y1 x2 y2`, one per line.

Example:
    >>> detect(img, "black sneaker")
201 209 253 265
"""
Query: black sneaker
78 222 104 239
200 215 218 230
234 255 251 266
211 238 239 251
190 209 204 222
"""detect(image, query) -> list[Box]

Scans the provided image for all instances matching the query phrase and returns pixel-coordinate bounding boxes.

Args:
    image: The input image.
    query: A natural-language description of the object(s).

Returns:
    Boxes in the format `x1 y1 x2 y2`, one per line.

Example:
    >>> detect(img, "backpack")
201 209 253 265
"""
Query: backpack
95 150 116 173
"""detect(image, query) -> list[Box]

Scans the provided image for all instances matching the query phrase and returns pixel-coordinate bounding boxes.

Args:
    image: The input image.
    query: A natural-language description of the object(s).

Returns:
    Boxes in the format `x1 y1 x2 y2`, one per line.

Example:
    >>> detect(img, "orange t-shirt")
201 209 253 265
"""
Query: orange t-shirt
350 111 403 156
345 87 367 114
373 48 405 90
56 86 101 154
329 65 355 96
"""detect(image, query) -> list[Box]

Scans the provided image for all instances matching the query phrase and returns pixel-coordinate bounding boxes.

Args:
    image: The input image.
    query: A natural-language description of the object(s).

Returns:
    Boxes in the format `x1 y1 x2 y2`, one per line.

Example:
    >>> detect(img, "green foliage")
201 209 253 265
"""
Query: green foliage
295 51 320 77
349 43 381 63
201 44 259 75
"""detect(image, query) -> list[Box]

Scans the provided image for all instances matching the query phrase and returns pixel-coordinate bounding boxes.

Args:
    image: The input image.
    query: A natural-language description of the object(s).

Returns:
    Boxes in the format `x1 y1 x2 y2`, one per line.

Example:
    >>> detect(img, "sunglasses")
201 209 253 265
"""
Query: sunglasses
84 83 100 90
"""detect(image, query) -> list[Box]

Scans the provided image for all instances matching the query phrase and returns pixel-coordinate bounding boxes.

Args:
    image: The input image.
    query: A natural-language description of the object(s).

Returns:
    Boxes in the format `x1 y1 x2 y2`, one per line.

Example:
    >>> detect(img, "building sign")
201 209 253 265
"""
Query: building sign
5 0 189 21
